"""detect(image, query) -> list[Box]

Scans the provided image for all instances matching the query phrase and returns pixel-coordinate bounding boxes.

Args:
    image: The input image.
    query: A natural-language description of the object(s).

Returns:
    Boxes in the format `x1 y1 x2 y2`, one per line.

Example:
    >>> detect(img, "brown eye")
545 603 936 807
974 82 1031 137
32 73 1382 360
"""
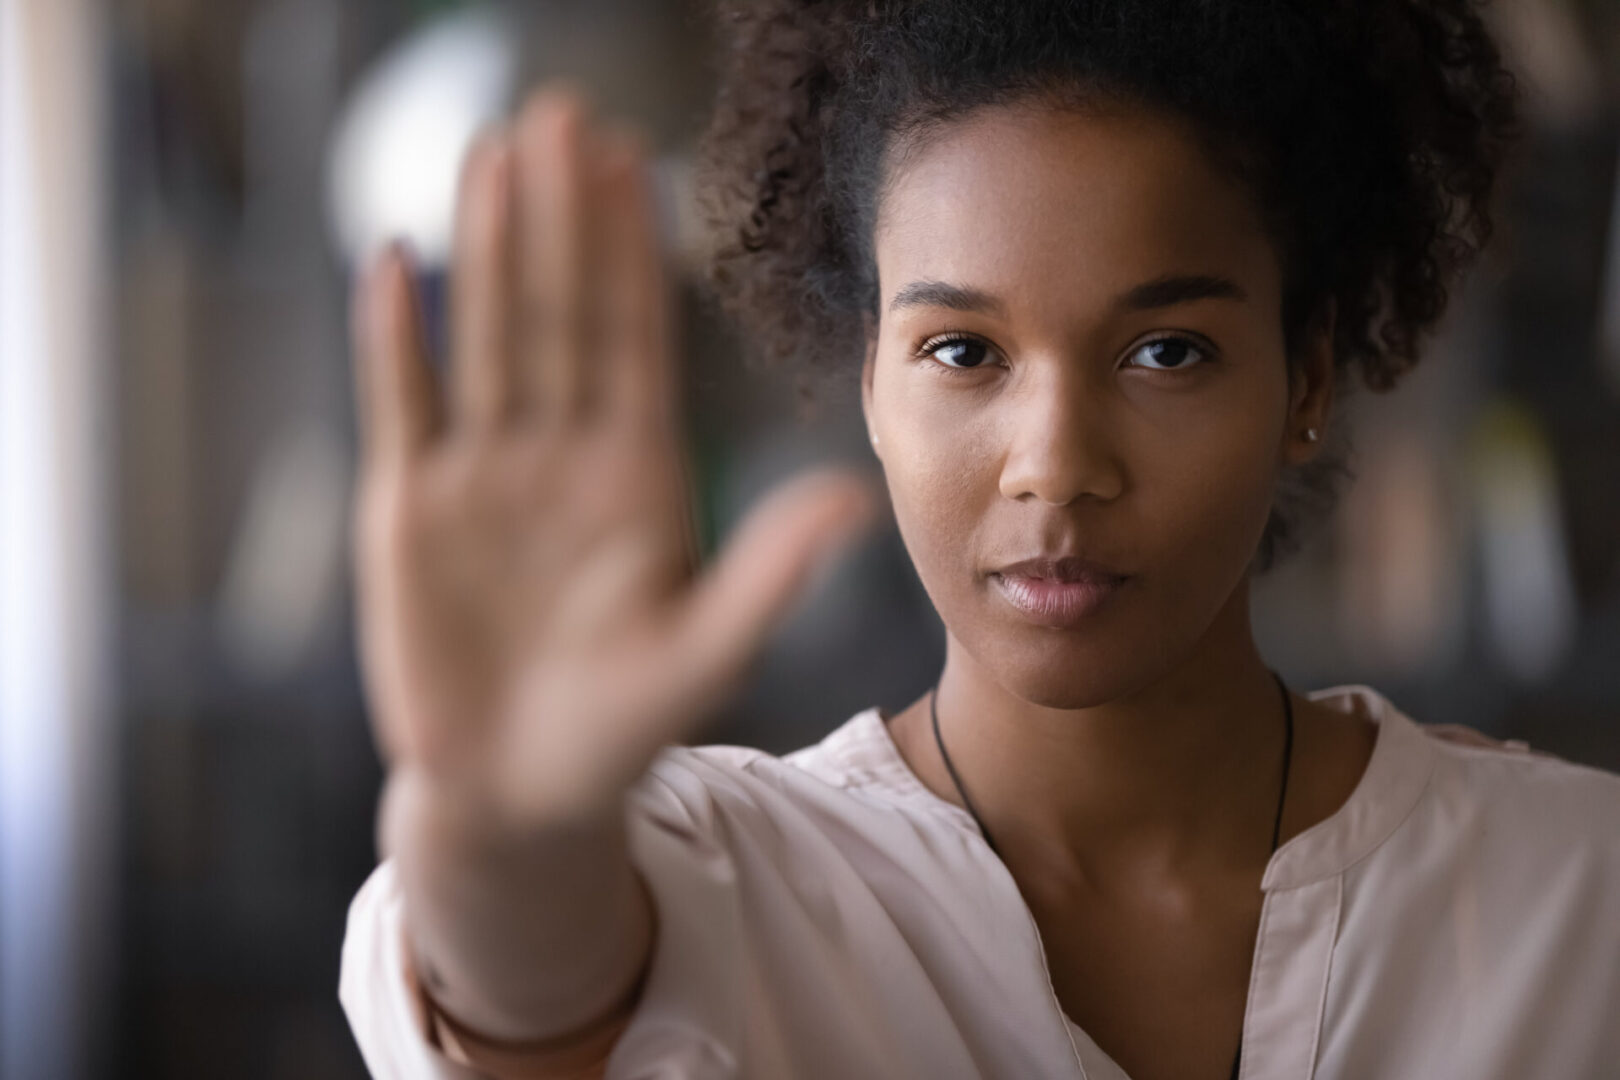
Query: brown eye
1127 337 1210 371
926 336 992 369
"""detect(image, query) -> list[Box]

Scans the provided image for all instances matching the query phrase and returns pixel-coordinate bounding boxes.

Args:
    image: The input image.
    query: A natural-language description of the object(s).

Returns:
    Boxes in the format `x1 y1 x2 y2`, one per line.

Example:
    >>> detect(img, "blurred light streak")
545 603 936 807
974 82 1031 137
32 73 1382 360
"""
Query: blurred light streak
0 0 116 1076
1336 425 1466 677
215 421 350 681
1469 400 1578 683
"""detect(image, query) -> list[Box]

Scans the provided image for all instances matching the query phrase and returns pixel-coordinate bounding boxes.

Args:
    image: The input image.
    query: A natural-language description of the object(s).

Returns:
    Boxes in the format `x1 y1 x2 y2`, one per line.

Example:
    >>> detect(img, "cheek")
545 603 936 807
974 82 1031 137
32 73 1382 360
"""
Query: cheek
871 373 1000 597
1131 401 1282 567
884 436 991 578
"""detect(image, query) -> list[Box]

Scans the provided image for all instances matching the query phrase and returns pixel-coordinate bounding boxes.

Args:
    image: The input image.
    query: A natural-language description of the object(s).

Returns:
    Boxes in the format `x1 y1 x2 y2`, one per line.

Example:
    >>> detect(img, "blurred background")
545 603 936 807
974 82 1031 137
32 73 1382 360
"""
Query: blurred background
1 0 1617 1076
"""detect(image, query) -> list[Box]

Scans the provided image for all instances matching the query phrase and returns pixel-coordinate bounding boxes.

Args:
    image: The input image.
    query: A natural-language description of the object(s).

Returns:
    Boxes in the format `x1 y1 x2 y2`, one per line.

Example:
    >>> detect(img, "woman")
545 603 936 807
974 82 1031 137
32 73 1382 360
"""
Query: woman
339 2 1620 1077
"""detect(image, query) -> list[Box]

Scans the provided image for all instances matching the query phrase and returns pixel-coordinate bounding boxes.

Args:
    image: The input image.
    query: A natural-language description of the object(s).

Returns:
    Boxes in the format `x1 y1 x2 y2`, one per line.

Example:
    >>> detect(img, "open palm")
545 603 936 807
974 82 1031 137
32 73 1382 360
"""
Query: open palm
350 88 874 829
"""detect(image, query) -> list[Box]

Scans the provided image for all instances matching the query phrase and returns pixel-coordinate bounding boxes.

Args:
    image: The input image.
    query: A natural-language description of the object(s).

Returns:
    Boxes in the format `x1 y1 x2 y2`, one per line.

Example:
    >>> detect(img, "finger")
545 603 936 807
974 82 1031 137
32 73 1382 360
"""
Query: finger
598 130 677 439
593 130 694 583
592 128 694 573
673 469 878 689
449 132 515 431
515 89 591 420
352 243 441 465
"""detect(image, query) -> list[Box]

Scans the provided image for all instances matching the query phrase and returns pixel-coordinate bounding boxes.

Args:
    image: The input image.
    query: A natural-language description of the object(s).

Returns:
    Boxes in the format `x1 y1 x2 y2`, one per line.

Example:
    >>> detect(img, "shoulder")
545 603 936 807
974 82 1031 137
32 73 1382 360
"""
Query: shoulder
1362 687 1620 887
1417 718 1620 842
1315 693 1620 1070
1419 705 1620 816
1312 687 1620 987
1315 683 1620 851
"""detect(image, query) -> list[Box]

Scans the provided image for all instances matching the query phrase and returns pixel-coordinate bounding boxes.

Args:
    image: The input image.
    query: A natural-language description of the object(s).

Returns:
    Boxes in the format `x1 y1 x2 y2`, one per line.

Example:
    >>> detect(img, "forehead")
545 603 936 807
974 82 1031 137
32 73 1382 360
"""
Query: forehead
874 103 1282 318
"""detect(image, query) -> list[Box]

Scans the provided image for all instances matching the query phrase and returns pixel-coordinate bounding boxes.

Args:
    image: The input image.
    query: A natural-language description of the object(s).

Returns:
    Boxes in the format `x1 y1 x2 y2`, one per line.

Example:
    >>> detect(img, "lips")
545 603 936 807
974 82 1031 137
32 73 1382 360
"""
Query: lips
993 556 1128 583
988 556 1129 628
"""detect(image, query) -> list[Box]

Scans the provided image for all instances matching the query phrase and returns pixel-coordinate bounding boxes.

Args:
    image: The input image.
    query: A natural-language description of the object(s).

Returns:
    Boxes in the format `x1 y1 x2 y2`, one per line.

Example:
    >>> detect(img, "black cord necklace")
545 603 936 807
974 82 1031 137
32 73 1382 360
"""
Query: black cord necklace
928 670 1295 1080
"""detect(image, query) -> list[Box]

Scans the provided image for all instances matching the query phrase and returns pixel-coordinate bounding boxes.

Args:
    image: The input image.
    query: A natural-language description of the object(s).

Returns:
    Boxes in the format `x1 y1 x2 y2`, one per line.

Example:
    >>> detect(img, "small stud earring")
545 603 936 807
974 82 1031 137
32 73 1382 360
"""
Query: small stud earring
1305 427 1320 443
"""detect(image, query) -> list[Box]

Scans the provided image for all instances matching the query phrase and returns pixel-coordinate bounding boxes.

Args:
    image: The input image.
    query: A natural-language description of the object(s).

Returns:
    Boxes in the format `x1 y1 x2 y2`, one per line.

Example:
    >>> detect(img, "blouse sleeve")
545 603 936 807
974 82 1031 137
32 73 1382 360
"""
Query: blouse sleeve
338 859 486 1079
338 747 756 1079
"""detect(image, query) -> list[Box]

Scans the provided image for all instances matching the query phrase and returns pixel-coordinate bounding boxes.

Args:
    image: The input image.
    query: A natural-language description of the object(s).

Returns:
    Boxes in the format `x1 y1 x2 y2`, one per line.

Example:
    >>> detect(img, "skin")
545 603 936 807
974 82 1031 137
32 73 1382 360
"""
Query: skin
861 100 1378 1080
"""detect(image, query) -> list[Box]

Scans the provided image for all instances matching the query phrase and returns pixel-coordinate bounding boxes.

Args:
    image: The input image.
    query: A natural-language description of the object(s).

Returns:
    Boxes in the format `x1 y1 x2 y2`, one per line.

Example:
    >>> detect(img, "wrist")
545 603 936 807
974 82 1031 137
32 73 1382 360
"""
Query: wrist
379 765 627 869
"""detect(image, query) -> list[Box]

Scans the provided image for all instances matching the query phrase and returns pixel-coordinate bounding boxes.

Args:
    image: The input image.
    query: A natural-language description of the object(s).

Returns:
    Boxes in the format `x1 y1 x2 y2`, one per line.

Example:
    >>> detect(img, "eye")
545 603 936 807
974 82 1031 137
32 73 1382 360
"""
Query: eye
918 333 995 371
1125 336 1213 372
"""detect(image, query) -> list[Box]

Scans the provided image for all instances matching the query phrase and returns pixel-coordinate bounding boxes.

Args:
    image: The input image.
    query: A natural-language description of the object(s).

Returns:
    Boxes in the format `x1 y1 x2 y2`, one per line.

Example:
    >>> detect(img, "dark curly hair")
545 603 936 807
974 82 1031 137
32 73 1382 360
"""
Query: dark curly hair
695 0 1520 569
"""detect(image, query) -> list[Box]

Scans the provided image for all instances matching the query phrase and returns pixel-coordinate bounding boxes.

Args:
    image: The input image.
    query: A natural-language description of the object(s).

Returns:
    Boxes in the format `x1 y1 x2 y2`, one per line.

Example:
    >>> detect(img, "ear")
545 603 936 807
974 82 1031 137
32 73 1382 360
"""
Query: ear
1285 300 1336 465
861 331 881 459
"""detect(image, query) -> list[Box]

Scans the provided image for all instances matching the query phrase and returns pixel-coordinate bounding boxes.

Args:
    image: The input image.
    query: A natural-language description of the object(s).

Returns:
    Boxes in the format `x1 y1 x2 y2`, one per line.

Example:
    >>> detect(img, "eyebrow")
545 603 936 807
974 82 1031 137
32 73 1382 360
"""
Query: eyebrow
887 280 1008 317
886 273 1249 317
1118 274 1248 311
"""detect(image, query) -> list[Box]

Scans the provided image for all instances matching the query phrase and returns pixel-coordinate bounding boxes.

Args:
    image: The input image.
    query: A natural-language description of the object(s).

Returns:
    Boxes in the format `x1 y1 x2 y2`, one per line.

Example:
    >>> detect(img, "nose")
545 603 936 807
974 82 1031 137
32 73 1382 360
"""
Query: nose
997 371 1126 506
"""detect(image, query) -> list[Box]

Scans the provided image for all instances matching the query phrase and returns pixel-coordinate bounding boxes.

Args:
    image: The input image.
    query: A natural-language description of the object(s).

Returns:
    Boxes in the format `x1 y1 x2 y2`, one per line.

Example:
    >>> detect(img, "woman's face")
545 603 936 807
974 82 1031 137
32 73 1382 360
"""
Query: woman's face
863 101 1326 708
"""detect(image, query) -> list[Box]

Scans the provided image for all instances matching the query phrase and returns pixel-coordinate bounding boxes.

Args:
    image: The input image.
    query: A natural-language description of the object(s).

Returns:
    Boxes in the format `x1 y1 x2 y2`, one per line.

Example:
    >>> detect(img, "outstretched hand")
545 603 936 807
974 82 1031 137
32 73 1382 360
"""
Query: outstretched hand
350 88 876 831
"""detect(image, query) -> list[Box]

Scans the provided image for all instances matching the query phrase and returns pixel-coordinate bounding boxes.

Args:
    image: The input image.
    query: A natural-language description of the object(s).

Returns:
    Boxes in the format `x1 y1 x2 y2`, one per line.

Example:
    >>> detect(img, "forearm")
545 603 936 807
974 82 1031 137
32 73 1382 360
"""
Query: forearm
382 768 654 1044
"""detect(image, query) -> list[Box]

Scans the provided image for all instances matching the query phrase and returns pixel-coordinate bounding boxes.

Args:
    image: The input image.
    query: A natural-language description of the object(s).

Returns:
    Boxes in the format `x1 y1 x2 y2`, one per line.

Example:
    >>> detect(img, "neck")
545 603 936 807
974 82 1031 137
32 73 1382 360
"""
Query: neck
930 582 1290 880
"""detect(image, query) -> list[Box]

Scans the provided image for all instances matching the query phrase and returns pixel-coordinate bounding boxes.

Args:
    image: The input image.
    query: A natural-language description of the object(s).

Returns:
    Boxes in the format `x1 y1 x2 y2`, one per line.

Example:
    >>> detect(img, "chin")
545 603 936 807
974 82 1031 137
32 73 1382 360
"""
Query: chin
949 579 1217 711
984 639 1147 709
942 602 1141 708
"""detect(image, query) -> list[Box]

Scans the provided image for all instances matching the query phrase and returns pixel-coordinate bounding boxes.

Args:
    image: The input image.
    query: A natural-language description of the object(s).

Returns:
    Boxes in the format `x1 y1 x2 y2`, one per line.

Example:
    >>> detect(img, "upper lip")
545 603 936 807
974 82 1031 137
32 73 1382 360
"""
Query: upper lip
992 556 1130 583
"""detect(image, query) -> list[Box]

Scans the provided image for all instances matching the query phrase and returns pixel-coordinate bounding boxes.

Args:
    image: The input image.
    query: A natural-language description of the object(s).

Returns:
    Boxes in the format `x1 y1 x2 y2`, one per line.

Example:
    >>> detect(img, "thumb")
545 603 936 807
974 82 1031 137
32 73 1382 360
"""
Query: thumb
673 467 878 690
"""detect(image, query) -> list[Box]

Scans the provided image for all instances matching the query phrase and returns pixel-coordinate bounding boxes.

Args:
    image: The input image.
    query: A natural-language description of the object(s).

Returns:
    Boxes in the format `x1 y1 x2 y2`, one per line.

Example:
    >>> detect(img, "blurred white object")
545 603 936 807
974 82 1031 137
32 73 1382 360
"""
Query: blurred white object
0 0 115 1076
215 421 351 681
1469 400 1578 683
326 4 698 273
328 6 519 267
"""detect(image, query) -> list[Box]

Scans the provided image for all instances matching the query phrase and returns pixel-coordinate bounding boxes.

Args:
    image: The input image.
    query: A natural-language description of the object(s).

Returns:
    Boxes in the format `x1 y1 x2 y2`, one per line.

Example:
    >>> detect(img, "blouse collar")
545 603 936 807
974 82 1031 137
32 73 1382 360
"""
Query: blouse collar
794 683 1437 892
1261 684 1436 891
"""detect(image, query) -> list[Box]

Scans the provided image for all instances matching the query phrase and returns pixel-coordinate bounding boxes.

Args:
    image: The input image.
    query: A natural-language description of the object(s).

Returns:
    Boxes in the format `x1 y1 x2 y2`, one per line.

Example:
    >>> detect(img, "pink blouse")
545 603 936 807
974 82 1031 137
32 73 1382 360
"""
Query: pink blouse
340 685 1620 1078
